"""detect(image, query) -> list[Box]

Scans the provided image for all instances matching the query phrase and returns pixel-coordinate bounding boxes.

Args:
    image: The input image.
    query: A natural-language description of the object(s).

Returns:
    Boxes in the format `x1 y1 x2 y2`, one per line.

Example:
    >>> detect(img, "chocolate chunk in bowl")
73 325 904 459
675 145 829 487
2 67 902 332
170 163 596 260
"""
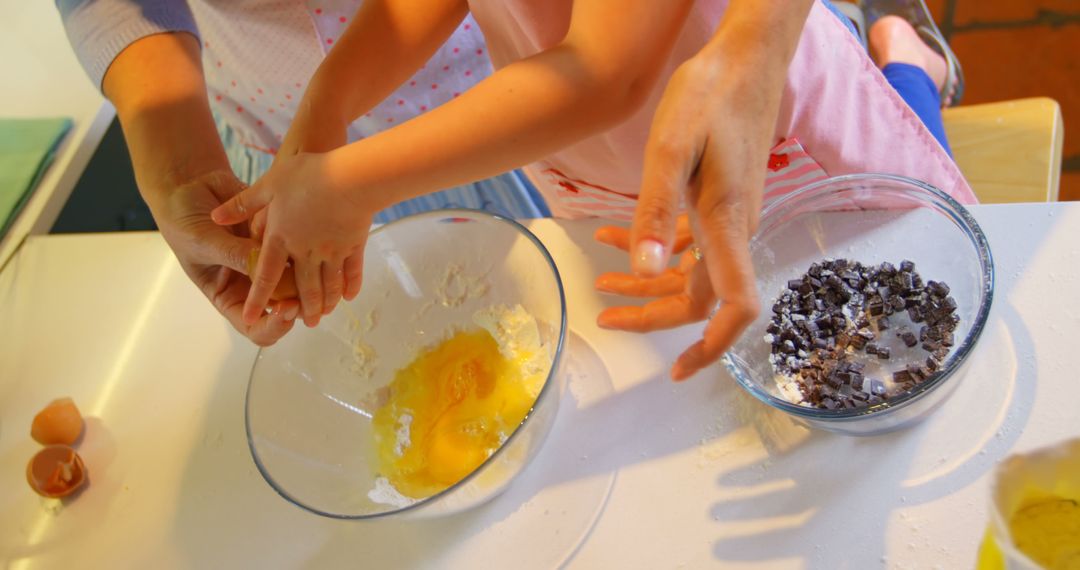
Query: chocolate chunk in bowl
721 174 994 436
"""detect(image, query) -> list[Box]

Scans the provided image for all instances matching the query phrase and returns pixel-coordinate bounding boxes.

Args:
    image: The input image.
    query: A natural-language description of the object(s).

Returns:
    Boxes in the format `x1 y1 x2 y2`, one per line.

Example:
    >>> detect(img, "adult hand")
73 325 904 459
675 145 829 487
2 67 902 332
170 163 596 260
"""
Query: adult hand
594 52 773 381
155 169 300 346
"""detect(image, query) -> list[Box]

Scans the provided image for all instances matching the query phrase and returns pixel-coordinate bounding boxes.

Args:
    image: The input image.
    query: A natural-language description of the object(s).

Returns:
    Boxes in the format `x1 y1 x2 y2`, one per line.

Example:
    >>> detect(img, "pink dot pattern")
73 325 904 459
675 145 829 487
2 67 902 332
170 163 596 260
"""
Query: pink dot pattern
196 3 491 154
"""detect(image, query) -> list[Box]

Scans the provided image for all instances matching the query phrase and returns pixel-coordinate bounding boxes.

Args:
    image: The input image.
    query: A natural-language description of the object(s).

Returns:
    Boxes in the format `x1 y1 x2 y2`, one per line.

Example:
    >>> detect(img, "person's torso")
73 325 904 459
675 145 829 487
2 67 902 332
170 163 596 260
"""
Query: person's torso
467 0 975 218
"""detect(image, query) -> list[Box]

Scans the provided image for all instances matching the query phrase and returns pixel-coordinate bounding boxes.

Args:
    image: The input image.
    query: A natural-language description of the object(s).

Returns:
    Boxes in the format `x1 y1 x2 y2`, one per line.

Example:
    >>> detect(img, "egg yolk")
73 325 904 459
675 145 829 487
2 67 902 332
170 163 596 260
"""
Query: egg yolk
371 329 537 499
1009 496 1080 569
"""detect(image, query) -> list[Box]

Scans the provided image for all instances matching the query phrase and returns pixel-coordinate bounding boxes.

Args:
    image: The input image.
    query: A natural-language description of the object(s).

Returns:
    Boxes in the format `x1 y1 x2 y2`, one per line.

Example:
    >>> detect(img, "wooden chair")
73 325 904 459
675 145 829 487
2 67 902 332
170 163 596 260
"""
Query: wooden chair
942 97 1064 203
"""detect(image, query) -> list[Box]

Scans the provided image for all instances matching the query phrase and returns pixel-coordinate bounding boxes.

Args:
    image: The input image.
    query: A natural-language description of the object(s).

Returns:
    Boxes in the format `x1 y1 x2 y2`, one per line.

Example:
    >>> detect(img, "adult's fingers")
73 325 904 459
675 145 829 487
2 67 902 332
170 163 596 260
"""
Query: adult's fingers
594 216 694 254
595 268 685 298
670 299 758 381
677 170 761 381
630 85 704 278
211 180 270 225
596 261 715 332
242 237 290 325
192 225 260 275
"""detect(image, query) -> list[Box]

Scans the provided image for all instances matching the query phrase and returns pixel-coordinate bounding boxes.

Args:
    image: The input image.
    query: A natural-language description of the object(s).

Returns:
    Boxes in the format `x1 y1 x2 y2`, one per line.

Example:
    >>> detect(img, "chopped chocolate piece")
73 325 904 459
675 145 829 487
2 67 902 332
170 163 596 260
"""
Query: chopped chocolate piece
925 357 940 372
942 296 958 312
766 322 781 335
781 340 796 353
870 379 887 396
868 395 884 406
879 261 897 275
869 301 884 316
908 306 926 323
822 397 838 410
855 315 871 329
808 262 823 277
941 332 954 347
899 272 915 291
877 316 891 331
932 347 950 362
900 330 918 347
929 280 951 297
787 279 803 290
907 363 926 380
848 361 866 373
865 342 880 355
920 325 930 342
852 391 869 402
877 347 891 360
922 340 941 352
899 260 915 273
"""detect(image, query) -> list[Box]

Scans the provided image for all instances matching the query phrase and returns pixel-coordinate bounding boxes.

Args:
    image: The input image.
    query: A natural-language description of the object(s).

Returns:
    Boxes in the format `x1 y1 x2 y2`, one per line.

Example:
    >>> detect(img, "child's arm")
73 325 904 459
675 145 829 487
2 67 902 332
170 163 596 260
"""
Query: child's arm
279 0 471 156
214 0 696 325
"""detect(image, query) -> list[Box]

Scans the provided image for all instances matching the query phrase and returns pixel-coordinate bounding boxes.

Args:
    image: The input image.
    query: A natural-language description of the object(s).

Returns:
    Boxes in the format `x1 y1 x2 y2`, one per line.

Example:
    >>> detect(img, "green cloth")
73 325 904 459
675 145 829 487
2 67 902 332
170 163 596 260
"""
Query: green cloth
0 118 73 237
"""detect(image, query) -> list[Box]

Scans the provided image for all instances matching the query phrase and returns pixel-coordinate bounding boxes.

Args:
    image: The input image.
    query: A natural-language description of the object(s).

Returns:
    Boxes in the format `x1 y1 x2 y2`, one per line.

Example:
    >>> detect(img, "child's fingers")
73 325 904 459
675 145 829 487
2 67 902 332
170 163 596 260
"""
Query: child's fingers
342 250 364 301
211 182 270 225
321 258 345 316
242 239 289 325
594 269 685 298
294 257 324 327
250 209 268 240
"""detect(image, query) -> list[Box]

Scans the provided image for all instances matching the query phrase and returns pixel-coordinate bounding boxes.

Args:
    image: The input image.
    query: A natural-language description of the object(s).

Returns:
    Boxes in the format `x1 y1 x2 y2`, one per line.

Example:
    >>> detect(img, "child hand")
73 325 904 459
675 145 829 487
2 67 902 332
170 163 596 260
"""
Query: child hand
210 151 373 328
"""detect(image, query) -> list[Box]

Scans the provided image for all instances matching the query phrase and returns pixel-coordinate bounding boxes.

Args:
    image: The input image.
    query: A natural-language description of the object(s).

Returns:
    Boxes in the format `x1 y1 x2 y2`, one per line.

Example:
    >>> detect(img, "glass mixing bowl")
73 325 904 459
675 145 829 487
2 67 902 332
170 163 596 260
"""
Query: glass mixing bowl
722 174 994 436
245 210 567 519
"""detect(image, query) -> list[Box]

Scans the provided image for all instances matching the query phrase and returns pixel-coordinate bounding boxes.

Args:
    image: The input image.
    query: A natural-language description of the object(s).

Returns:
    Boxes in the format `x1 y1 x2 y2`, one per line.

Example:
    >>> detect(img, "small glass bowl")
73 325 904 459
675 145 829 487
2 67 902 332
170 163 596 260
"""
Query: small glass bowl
245 210 567 518
722 174 994 436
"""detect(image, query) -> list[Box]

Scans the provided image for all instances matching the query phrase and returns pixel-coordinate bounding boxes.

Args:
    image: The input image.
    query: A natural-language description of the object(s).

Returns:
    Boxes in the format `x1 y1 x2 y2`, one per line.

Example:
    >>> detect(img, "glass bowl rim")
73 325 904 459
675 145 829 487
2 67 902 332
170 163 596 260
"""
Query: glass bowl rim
244 208 569 519
721 173 995 422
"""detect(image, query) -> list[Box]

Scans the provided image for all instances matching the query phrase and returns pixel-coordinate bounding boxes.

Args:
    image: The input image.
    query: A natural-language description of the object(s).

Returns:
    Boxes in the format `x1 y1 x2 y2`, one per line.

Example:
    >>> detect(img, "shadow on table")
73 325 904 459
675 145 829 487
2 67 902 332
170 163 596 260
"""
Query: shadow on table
166 325 742 568
708 300 1037 566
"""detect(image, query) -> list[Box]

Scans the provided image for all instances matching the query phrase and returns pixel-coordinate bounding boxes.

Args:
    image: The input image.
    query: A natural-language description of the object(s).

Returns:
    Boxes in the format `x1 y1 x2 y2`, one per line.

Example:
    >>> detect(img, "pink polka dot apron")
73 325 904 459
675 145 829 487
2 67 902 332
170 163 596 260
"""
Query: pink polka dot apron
192 0 492 154
468 0 977 220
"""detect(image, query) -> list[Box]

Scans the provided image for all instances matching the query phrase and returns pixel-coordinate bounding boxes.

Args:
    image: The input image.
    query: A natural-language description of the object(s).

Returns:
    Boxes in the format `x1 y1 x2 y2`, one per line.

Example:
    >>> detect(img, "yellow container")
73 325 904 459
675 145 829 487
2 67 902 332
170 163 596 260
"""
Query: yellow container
978 438 1080 569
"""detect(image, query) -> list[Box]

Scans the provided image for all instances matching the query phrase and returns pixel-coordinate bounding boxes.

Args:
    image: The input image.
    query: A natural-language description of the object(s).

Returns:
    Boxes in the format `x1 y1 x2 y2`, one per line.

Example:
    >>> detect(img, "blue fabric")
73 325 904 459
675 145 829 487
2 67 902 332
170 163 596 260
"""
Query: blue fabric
882 63 952 156
823 1 952 156
216 118 548 223
821 0 861 42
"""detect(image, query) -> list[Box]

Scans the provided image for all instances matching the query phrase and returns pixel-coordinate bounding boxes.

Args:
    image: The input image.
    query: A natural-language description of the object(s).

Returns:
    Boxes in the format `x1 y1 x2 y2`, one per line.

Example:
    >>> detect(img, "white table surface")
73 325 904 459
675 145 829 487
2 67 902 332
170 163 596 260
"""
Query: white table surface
0 0 113 268
1 204 1078 569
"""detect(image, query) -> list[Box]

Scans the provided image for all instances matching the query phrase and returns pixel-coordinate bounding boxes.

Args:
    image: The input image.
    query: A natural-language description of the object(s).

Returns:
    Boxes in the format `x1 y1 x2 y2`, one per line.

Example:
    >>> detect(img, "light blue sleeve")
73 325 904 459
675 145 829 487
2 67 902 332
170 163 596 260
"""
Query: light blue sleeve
55 0 201 91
